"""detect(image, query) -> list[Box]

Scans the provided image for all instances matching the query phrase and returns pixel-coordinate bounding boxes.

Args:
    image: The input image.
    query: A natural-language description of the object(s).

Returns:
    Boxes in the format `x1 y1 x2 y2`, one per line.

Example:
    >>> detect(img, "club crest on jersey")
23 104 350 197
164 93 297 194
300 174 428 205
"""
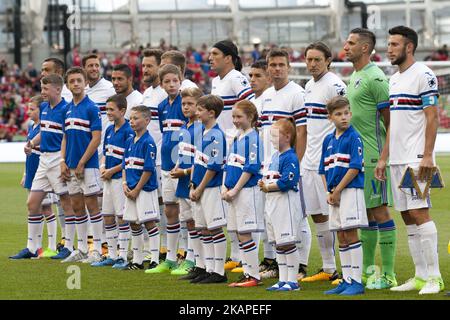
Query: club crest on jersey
354 78 362 89
425 72 437 88
249 152 256 161
150 152 155 159
240 77 249 87
288 172 295 180
211 148 219 157
334 84 346 96
358 146 362 156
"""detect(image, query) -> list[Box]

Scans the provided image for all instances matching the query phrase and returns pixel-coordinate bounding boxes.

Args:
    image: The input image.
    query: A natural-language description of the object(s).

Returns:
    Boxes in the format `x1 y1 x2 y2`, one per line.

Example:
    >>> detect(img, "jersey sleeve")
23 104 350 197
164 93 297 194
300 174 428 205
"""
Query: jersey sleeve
418 70 439 108
370 75 390 110
276 155 299 191
242 134 261 175
143 142 156 172
292 91 307 126
349 135 364 171
232 74 254 101
89 105 102 132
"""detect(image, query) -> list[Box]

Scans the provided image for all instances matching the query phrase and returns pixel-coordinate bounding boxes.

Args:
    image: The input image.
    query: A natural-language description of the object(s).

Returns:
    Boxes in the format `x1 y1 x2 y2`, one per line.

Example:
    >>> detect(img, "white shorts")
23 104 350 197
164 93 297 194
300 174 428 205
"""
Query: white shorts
102 179 126 217
227 186 264 234
302 169 328 215
123 189 160 224
179 197 194 222
390 163 432 212
161 170 178 204
67 168 102 196
194 186 227 230
265 190 302 246
328 188 368 232
31 152 68 195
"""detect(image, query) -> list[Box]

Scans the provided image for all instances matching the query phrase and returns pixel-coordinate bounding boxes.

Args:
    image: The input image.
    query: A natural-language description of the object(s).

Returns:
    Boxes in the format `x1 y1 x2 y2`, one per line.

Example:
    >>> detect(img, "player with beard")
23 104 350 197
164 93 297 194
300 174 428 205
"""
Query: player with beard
112 64 143 120
383 26 444 295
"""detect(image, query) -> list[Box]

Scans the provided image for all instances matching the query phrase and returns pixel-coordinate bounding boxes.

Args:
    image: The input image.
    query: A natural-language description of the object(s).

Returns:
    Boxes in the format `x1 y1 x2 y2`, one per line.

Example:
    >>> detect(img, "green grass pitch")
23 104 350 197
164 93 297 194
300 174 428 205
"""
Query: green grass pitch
0 158 449 300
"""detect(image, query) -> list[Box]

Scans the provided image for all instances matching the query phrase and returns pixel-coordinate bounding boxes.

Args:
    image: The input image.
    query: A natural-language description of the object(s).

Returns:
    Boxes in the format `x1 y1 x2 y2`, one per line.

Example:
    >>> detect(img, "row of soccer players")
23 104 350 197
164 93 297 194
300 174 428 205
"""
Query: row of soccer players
11 25 444 295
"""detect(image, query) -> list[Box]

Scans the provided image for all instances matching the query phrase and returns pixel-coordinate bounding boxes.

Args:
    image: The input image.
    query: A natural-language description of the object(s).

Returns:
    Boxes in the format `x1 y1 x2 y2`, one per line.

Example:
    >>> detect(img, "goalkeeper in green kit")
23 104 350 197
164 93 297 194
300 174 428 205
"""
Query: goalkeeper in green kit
343 28 397 289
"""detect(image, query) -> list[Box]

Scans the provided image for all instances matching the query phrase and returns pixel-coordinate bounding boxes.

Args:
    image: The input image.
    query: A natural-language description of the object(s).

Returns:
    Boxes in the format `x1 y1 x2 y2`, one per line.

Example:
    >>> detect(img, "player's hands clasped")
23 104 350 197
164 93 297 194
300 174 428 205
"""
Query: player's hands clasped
60 161 71 182
100 168 114 180
170 168 185 179
75 162 85 179
327 189 341 206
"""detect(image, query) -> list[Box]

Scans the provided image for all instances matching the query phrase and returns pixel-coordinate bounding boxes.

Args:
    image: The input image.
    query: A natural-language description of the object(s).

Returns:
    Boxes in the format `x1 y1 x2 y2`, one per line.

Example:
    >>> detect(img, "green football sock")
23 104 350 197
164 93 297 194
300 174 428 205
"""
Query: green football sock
378 220 397 277
360 221 379 275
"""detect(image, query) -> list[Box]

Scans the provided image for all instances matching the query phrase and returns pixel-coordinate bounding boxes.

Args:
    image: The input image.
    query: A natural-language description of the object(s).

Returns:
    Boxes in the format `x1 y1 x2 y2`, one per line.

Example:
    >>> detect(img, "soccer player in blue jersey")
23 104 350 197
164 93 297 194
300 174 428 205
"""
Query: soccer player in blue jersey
60 67 103 264
147 64 188 274
91 94 135 267
320 96 367 296
223 100 263 287
20 96 58 258
121 106 160 270
259 119 302 292
10 74 76 260
170 87 204 277
189 95 228 284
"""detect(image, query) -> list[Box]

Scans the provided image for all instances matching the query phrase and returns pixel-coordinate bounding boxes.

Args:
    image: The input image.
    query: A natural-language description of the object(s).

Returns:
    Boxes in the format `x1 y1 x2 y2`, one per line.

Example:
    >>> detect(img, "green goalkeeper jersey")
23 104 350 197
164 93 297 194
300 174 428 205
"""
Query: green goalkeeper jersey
347 62 390 167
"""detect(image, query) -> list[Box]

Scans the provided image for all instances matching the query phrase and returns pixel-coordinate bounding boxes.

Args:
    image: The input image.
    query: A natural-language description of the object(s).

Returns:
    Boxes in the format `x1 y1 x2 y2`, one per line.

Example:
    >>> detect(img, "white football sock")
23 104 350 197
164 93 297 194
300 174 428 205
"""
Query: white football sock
285 246 300 283
212 231 227 276
276 249 288 283
417 221 441 278
191 231 204 268
131 228 144 265
242 239 260 280
142 226 151 254
298 217 312 266
148 226 160 264
105 222 118 260
202 235 214 273
166 222 180 262
185 229 196 263
27 214 43 253
406 224 428 280
45 214 57 251
75 214 89 253
89 212 103 253
316 221 336 273
339 246 352 284
348 241 363 283
118 223 131 260
64 215 76 251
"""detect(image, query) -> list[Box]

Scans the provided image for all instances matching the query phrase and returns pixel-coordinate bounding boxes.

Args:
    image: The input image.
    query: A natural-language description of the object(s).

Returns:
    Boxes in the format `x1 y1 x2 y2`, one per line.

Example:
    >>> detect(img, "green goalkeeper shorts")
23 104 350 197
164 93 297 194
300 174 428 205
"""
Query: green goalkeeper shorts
363 166 393 209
